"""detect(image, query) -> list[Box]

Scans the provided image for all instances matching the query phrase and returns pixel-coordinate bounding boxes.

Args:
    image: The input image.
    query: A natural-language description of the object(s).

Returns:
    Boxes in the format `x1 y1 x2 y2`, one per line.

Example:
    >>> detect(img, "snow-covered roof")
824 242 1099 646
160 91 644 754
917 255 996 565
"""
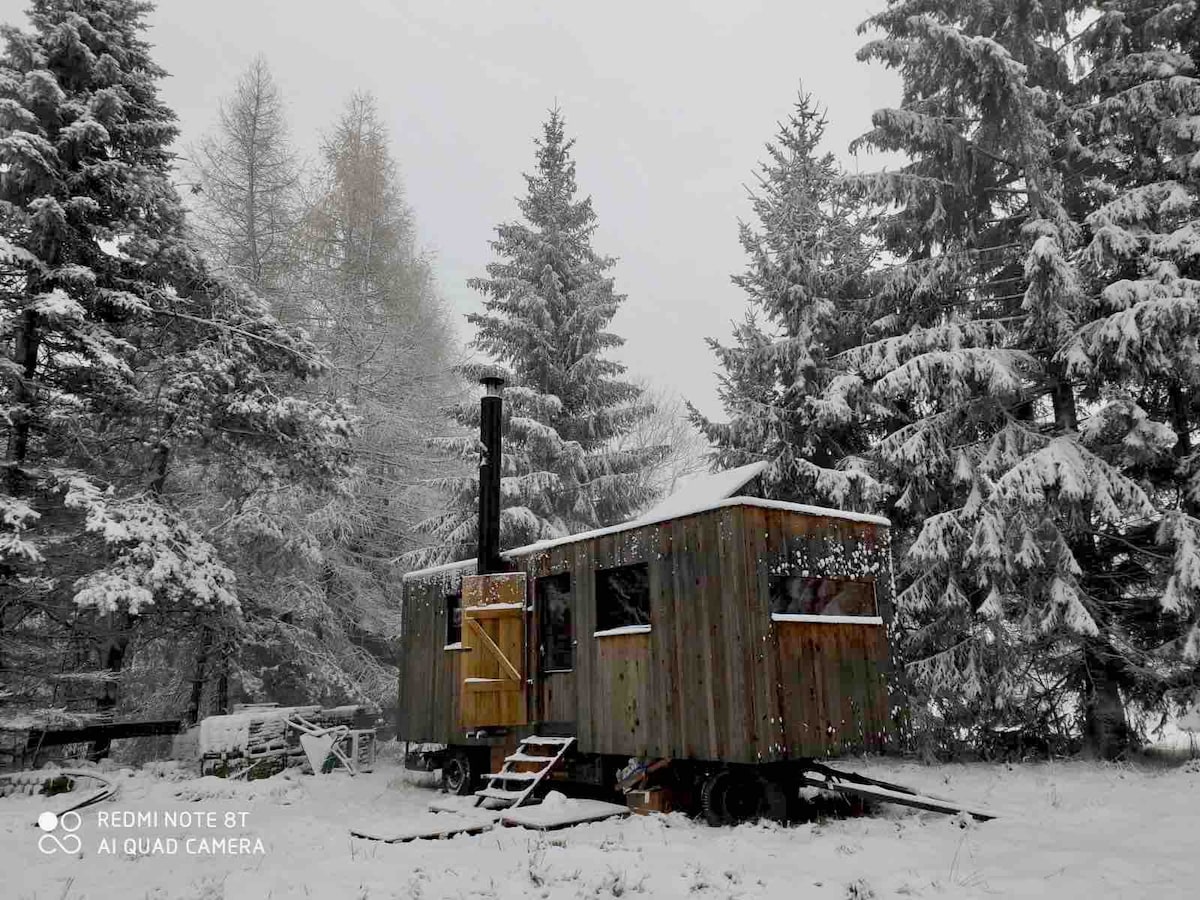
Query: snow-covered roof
631 461 769 524
403 494 889 582
400 558 476 582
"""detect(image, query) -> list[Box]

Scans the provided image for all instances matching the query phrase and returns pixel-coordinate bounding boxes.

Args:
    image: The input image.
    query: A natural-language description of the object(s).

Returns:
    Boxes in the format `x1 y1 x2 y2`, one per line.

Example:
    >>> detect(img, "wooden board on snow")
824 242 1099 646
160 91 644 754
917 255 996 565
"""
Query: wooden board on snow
349 812 496 843
427 796 507 815
501 799 629 831
801 773 998 821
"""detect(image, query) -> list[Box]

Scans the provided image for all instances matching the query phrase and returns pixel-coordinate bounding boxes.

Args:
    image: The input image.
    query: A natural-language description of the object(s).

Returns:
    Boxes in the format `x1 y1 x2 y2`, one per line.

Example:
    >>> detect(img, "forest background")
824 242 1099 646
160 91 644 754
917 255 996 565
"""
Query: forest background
1 0 1198 763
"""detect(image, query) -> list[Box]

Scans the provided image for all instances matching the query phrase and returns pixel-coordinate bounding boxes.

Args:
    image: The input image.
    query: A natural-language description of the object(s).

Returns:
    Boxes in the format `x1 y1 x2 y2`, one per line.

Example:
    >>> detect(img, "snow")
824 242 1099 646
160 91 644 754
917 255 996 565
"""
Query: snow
31 288 84 321
198 714 255 756
401 558 475 582
592 624 653 638
771 614 885 625
499 792 628 829
198 707 315 756
350 811 496 841
632 461 769 523
3 757 1197 898
464 603 524 612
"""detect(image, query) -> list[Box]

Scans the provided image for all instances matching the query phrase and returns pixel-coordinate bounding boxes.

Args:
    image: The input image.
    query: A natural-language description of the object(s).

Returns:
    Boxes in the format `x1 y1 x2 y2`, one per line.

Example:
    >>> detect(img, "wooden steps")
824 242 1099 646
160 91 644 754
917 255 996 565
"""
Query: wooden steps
507 752 556 763
484 770 539 781
473 735 575 810
475 787 527 801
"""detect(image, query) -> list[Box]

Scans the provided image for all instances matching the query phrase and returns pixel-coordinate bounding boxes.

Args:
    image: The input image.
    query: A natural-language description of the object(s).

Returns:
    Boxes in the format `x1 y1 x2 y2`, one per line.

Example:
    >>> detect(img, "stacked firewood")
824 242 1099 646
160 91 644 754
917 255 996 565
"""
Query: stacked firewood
198 704 376 777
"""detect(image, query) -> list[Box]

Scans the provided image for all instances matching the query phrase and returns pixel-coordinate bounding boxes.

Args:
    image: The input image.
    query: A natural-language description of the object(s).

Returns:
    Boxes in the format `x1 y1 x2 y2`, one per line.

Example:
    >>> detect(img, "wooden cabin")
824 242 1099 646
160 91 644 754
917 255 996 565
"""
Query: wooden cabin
397 491 896 792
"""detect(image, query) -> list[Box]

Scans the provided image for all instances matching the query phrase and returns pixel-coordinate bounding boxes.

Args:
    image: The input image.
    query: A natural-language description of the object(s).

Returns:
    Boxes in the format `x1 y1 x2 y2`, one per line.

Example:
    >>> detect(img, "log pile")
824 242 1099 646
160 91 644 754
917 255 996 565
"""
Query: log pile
198 704 376 777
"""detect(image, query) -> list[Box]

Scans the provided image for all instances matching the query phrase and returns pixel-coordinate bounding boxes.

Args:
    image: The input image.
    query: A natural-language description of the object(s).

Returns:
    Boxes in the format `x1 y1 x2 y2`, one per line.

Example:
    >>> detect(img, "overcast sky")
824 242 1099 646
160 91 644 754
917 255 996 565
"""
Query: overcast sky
1 0 901 418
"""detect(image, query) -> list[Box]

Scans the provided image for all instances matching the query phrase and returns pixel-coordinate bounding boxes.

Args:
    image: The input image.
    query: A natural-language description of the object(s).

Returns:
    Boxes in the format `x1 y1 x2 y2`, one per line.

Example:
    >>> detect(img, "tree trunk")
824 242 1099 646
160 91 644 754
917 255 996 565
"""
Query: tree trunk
216 664 230 716
88 612 133 760
5 307 41 489
185 623 215 726
1080 643 1131 760
1048 369 1078 433
1168 383 1197 517
149 438 171 496
215 628 231 715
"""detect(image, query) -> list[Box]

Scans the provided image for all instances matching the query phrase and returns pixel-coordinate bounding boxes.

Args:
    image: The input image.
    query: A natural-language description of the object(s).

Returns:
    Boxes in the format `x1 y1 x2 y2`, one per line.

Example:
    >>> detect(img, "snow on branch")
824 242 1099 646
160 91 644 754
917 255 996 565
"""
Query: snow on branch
62 475 238 614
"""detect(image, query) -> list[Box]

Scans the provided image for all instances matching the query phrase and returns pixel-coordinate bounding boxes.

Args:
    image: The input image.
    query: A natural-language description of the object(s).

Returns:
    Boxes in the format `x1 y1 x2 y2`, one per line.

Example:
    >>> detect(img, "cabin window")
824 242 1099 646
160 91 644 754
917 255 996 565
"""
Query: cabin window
769 576 877 618
595 563 651 635
537 573 574 671
445 590 463 647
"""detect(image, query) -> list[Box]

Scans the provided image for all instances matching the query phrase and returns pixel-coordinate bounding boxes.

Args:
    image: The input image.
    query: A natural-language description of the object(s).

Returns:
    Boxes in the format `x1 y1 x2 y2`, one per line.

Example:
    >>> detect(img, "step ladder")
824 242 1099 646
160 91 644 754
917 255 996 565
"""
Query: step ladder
474 735 575 809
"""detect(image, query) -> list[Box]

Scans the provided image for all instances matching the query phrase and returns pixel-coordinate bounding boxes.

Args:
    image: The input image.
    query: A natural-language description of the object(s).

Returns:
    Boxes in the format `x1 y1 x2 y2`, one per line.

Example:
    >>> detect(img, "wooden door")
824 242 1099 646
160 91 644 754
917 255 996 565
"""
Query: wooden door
459 572 528 728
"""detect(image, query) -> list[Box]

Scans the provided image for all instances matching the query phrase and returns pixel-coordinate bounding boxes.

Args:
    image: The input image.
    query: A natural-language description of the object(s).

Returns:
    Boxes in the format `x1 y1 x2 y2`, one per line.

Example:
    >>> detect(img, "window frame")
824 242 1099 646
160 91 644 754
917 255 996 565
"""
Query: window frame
444 589 464 649
536 572 575 673
767 574 881 624
593 561 652 637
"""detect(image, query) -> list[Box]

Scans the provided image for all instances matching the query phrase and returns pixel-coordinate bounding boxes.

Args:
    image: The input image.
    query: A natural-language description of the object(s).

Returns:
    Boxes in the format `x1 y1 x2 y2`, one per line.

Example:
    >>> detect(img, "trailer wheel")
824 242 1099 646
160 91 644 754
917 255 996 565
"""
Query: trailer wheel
441 750 475 796
700 768 776 827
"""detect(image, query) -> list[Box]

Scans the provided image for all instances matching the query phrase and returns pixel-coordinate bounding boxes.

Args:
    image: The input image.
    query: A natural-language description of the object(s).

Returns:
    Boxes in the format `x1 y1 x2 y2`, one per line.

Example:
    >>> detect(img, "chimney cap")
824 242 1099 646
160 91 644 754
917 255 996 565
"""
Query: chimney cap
480 375 505 396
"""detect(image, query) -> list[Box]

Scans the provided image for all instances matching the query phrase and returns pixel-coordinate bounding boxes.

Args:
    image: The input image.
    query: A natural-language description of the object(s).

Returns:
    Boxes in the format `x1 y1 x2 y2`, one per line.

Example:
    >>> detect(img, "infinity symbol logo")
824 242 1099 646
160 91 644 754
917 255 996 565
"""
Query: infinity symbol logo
37 810 82 855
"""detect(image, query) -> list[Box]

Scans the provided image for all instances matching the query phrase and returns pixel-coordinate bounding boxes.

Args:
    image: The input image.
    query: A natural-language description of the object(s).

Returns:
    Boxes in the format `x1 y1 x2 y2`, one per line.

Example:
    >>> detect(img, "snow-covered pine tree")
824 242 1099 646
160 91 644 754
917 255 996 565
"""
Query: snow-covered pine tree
844 0 1198 757
412 110 659 564
1066 0 1200 706
690 90 880 509
0 0 350 733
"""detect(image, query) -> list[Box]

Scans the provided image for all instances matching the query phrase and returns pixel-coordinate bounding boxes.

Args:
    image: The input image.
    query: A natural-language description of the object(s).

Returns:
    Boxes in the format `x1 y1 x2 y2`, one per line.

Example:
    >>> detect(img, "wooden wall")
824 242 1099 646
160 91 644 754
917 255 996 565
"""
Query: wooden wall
396 562 472 744
740 505 894 760
397 504 895 764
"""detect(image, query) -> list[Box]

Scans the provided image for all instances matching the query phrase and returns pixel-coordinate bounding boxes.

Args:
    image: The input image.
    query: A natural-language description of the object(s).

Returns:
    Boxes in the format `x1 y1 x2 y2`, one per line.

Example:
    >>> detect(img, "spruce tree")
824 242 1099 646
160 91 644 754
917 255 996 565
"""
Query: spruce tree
842 0 1200 757
413 110 659 564
1068 0 1200 705
691 91 879 510
0 0 349 727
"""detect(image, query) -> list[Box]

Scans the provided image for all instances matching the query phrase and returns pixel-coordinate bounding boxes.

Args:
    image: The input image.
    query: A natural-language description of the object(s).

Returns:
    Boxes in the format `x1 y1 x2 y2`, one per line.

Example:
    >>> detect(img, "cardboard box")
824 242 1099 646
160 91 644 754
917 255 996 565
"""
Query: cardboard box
625 788 672 815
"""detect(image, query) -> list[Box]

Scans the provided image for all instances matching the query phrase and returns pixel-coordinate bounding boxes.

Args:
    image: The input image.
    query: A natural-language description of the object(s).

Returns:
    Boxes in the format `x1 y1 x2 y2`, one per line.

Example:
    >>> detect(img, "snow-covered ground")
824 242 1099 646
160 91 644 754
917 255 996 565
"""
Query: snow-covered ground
3 755 1197 899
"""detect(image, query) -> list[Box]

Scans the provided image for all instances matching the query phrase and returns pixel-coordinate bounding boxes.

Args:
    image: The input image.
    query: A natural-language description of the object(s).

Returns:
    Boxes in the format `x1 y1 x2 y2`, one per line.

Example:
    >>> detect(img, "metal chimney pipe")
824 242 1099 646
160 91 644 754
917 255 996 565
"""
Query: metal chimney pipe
477 376 505 574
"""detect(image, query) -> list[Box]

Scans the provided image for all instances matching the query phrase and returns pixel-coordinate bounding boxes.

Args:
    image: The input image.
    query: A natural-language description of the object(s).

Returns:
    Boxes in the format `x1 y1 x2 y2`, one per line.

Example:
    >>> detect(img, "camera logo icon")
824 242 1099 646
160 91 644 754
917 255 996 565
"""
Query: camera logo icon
37 810 82 855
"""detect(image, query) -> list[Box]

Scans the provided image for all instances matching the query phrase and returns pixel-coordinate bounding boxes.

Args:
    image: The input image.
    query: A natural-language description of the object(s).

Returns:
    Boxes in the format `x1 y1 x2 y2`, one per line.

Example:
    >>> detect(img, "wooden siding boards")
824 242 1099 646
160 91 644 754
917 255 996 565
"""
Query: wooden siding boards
742 506 894 759
397 564 473 746
397 503 894 764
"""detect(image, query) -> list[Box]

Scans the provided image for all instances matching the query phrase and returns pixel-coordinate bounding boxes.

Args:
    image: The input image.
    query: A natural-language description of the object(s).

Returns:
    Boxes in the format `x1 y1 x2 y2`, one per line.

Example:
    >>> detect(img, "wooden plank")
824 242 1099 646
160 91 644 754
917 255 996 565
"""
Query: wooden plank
720 506 753 763
760 507 788 760
463 604 524 618
350 813 497 842
575 540 595 750
540 671 574 723
800 769 997 820
24 720 182 748
669 514 694 758
466 616 521 682
650 522 675 758
463 679 509 693
463 572 526 607
500 799 629 830
698 511 723 760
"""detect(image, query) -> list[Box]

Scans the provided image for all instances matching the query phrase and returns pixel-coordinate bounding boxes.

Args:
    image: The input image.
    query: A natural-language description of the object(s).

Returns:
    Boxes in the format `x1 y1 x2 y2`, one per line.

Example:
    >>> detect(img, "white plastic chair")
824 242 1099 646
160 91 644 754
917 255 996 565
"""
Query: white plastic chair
288 715 358 776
